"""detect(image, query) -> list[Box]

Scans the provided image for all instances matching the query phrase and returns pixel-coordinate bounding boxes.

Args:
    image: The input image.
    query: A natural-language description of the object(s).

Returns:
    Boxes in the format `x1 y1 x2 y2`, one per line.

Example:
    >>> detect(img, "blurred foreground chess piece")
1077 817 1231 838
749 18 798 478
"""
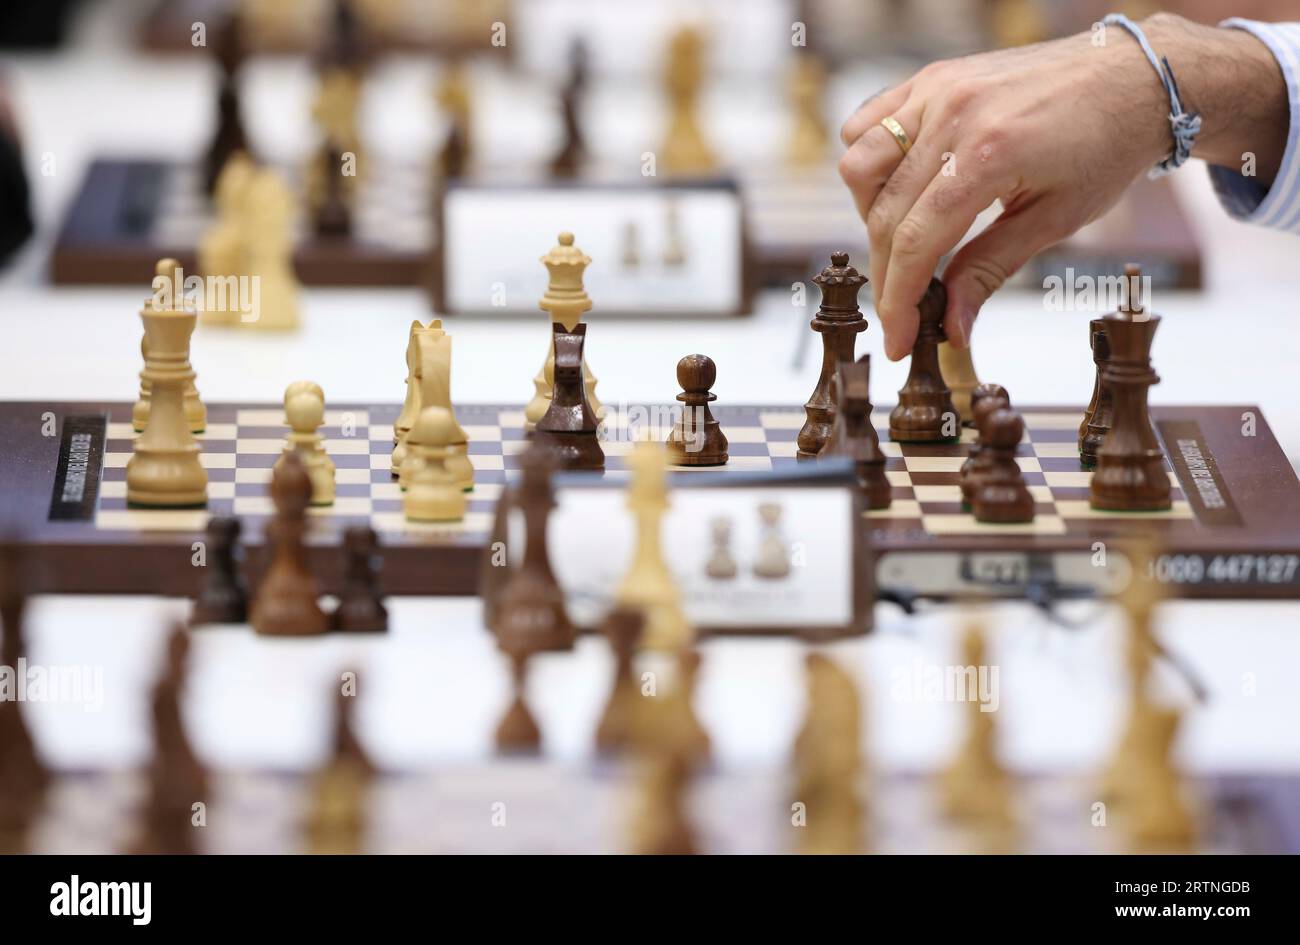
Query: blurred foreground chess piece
792 653 866 854
939 620 1015 840
526 232 603 431
627 652 710 855
190 516 248 625
127 259 208 507
251 452 328 636
798 252 868 459
495 648 542 754
494 441 574 653
305 685 375 855
890 278 957 442
666 354 728 466
131 626 208 854
1089 266 1170 511
594 607 644 755
660 26 715 175
1102 546 1195 849
0 544 50 853
615 441 691 651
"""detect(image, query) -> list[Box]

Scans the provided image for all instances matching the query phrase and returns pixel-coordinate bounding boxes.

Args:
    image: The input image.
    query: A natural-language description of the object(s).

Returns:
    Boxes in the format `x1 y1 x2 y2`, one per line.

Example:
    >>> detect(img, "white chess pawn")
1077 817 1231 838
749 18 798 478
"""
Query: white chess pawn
705 516 737 580
404 407 466 523
752 502 791 579
275 385 335 506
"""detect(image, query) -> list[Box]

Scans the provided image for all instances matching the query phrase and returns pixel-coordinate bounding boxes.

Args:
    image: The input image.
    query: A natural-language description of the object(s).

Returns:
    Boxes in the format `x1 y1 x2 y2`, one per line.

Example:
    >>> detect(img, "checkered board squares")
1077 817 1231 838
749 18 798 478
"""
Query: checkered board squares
93 403 1194 543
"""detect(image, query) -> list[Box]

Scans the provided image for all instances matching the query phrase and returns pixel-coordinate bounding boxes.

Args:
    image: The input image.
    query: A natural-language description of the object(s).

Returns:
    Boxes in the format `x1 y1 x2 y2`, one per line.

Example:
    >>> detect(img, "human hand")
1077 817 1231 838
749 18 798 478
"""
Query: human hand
838 13 1282 360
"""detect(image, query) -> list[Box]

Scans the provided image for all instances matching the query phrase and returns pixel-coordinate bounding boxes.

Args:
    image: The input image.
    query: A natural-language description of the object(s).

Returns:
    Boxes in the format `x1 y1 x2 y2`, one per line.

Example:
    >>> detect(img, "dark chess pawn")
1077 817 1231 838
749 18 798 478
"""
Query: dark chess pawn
821 355 890 509
190 516 248 626
312 144 352 238
972 409 1035 523
495 648 542 754
536 323 605 470
959 384 1011 507
890 277 958 442
594 607 644 755
333 526 388 633
1079 318 1113 467
495 441 575 653
250 452 328 636
667 354 728 466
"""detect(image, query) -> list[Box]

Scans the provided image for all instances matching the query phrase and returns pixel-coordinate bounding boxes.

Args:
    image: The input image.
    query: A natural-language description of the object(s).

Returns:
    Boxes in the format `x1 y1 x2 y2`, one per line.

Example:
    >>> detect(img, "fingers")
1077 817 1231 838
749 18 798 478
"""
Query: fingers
940 196 1070 347
875 170 1000 359
837 104 924 314
839 82 910 148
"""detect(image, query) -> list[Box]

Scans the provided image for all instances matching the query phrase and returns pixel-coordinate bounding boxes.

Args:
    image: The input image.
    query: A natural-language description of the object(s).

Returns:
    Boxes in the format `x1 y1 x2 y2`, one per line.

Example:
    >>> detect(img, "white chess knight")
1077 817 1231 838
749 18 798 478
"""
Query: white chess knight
275 381 335 505
753 502 791 579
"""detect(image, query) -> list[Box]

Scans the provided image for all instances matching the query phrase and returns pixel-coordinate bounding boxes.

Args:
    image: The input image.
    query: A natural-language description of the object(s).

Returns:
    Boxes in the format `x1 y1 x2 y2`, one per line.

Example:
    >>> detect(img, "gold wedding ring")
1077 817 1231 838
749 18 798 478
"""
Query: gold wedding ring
880 116 912 156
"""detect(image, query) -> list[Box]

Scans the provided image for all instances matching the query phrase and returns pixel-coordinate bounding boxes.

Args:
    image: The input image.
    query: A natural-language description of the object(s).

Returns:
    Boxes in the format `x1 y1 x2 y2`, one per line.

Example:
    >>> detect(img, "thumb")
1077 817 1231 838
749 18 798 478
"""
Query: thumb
941 200 1069 348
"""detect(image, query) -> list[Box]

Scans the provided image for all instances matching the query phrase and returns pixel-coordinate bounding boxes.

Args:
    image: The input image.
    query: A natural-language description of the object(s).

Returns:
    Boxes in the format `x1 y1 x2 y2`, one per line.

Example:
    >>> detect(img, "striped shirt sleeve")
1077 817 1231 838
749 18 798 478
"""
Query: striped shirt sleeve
1206 19 1300 234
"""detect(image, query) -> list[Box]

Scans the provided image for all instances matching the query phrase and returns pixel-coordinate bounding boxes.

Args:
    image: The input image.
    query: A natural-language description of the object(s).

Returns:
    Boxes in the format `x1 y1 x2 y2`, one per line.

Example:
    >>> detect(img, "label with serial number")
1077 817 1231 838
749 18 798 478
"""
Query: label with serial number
48 414 107 521
1157 420 1242 526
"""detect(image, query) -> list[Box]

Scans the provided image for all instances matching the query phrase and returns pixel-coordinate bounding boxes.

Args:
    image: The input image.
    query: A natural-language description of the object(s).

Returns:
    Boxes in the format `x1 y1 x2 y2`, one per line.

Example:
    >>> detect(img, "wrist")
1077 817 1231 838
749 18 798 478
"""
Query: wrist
1139 13 1287 181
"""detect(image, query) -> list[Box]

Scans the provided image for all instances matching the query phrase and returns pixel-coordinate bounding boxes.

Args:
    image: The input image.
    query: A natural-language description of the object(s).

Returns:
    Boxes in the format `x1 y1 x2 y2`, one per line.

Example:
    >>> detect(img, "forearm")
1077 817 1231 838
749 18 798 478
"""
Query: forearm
1140 13 1288 184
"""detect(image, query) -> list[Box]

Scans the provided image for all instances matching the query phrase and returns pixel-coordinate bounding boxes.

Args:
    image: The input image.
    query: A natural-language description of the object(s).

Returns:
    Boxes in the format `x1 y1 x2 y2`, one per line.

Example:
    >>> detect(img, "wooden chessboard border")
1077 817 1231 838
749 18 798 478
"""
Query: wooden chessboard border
5 401 1300 601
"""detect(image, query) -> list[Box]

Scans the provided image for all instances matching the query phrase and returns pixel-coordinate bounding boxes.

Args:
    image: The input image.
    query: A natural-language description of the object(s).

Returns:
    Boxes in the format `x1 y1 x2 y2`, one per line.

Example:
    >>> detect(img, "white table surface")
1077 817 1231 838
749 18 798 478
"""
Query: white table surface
2 4 1299 778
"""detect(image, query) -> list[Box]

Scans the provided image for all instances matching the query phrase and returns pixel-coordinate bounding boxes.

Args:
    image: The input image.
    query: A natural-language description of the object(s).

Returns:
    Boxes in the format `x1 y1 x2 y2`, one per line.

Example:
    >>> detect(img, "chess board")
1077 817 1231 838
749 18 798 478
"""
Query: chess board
49 159 432 287
48 159 862 292
7 400 1300 601
21 767 1300 855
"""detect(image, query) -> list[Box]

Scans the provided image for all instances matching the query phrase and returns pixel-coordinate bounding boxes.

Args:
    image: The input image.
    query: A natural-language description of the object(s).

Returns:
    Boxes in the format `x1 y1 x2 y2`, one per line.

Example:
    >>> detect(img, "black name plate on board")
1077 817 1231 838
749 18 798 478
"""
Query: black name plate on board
48 414 107 521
